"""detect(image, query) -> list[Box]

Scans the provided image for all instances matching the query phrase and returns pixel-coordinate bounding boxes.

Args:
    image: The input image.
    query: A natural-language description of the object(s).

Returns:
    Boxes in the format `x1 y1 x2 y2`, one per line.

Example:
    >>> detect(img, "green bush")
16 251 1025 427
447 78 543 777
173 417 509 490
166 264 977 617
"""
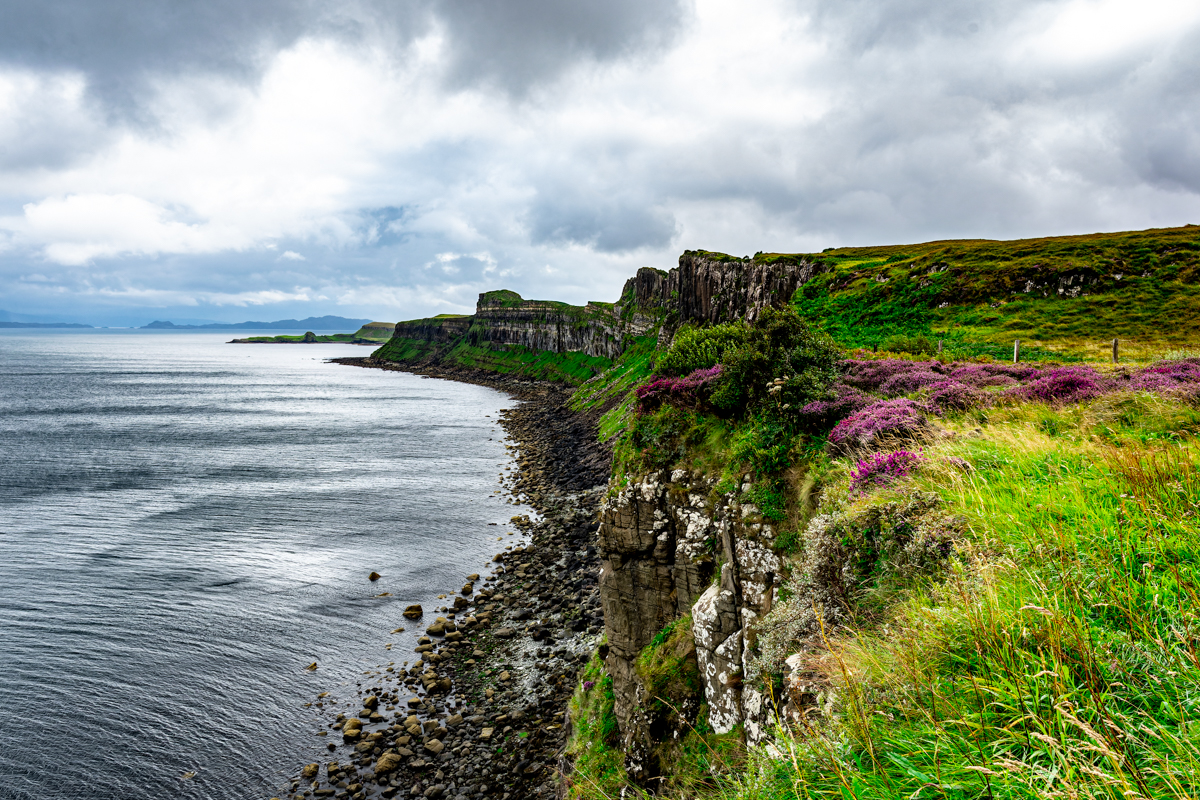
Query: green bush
709 307 842 416
879 333 936 355
656 322 749 377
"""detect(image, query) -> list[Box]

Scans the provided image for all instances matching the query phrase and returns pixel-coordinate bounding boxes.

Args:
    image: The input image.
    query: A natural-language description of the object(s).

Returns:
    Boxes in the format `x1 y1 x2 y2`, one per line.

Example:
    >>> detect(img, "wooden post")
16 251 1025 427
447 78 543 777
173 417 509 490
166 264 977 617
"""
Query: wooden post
1112 338 1119 363
1013 339 1021 363
937 339 943 355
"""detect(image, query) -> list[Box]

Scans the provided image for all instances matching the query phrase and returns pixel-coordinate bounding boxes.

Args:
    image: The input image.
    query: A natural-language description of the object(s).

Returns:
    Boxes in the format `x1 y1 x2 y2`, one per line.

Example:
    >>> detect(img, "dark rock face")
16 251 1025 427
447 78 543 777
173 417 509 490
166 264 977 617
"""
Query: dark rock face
657 252 824 345
597 469 786 782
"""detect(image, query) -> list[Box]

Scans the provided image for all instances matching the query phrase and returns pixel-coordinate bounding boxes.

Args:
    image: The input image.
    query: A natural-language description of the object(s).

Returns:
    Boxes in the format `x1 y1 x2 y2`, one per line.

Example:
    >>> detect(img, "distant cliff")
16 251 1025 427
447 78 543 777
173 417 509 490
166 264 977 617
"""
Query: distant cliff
371 253 820 384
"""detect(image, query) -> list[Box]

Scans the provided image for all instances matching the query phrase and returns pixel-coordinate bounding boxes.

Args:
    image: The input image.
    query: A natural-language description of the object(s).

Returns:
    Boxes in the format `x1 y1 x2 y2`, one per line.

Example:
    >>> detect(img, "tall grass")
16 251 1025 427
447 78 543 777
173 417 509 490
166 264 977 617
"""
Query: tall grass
723 398 1200 800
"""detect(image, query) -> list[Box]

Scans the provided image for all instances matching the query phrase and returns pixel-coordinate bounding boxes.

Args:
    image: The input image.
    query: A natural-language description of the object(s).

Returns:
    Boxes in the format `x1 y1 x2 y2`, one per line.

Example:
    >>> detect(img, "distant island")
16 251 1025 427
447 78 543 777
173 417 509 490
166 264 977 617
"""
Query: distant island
143 315 371 330
0 321 93 328
229 322 396 345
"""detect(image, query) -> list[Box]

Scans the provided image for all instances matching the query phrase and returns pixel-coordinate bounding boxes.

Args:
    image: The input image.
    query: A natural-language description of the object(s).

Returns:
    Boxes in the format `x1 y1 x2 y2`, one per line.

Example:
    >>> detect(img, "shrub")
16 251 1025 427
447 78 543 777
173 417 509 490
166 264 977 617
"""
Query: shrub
752 489 960 677
1013 365 1108 404
828 399 930 453
842 359 946 392
849 450 924 495
879 369 945 396
950 362 1038 387
708 307 842 416
635 365 724 411
925 379 988 413
879 333 937 355
656 322 748 377
796 383 875 428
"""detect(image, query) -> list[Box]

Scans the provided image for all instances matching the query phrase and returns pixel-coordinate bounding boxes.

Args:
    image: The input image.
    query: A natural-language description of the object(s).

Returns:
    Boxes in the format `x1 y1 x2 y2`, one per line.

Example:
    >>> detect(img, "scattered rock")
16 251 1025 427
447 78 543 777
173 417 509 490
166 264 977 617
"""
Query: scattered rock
301 763 318 779
369 571 381 581
375 752 402 775
493 627 516 639
403 604 423 619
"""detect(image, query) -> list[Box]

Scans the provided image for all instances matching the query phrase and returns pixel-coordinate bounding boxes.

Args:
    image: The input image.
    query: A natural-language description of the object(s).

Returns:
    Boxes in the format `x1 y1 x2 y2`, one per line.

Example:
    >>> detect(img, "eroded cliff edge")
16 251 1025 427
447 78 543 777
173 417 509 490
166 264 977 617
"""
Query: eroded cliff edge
370 251 821 384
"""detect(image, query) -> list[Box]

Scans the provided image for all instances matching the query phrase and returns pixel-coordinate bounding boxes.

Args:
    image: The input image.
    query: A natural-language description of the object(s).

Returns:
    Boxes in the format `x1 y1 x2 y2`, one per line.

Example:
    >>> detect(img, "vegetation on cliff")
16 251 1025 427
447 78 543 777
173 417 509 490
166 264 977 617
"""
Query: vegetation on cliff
570 334 1200 799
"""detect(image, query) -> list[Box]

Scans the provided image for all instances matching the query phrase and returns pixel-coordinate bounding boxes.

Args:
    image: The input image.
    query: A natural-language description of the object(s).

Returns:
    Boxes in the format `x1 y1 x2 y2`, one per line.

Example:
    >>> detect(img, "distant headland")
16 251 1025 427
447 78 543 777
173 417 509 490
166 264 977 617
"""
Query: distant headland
143 315 371 330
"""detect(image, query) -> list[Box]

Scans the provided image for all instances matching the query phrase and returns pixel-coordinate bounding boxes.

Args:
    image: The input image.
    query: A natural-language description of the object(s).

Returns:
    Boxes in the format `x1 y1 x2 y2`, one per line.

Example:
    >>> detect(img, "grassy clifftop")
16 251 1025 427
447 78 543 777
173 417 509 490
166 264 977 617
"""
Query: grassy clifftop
773 224 1200 359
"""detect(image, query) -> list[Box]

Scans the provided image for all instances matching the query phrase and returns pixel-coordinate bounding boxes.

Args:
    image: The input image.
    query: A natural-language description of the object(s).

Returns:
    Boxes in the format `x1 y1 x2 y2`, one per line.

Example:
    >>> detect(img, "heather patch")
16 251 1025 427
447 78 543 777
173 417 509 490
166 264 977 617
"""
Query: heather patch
1012 365 1108 404
796 383 874 428
828 398 931 453
841 359 940 392
1130 359 1200 391
925 379 989 413
879 368 945 397
949 362 1039 387
849 450 924 496
635 365 723 412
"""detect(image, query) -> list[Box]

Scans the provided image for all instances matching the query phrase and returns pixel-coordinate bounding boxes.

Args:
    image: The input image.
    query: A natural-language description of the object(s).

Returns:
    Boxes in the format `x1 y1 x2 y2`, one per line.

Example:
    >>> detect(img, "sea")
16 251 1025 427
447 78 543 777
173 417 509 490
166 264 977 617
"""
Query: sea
0 330 529 799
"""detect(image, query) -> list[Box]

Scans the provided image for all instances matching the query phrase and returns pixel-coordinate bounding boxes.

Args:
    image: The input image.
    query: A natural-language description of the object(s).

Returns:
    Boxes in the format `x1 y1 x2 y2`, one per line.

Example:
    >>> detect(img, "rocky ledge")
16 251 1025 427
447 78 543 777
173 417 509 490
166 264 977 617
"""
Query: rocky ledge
280 362 610 800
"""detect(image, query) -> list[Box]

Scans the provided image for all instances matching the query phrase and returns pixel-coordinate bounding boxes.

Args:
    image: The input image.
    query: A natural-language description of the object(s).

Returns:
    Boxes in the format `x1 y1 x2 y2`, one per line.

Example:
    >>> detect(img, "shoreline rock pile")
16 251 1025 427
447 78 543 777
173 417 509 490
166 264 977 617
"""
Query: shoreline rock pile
281 361 611 800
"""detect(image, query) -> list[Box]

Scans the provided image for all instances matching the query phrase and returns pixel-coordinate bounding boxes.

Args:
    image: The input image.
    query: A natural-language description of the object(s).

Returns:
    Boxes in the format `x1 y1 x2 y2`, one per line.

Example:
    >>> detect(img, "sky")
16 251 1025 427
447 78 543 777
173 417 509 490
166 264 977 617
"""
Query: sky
0 0 1198 326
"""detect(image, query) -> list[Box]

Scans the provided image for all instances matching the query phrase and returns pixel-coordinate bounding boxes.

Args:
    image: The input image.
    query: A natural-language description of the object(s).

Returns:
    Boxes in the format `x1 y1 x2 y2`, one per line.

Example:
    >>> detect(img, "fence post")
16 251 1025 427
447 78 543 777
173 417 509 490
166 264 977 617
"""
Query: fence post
1112 338 1119 363
1013 339 1020 364
937 339 943 355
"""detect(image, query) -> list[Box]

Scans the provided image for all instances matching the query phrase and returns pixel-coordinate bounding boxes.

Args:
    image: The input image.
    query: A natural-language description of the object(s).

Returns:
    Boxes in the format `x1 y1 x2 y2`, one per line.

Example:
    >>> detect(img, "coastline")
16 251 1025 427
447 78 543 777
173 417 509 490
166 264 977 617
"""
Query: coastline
281 358 610 800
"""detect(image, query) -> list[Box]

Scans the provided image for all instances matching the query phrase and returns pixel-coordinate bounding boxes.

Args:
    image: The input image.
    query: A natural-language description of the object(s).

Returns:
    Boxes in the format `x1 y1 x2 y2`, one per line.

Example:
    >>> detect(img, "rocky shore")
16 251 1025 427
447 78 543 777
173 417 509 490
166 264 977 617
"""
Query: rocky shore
279 358 610 800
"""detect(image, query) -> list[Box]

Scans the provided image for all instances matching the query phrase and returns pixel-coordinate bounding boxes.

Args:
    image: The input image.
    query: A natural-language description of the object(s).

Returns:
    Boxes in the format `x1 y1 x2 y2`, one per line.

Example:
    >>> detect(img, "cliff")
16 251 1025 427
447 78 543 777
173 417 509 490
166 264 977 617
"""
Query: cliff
597 469 786 782
371 253 819 384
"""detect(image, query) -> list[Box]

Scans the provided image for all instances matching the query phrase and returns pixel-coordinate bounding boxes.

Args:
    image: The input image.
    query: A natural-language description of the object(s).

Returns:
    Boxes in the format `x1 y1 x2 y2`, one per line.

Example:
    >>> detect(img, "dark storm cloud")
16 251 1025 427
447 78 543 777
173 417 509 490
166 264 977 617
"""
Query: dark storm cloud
0 0 687 119
436 0 688 91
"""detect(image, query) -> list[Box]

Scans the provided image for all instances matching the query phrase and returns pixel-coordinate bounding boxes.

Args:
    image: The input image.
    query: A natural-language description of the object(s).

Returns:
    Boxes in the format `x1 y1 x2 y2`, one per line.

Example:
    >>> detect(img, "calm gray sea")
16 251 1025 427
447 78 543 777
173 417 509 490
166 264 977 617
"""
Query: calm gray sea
0 331 526 800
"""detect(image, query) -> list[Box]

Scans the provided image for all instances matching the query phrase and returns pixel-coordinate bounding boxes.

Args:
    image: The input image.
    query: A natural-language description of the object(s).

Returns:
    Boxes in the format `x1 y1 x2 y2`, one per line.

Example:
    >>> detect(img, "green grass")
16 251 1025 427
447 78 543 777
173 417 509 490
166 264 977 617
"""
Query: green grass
706 393 1200 800
568 623 748 800
567 652 628 799
569 336 659 441
372 334 612 385
761 225 1200 357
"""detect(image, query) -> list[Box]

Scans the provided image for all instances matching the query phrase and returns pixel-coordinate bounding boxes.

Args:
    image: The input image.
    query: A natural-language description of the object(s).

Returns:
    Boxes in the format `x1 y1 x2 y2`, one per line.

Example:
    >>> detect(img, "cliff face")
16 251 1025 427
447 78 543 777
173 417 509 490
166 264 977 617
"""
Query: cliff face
598 469 785 782
375 255 822 374
468 296 651 361
656 253 824 345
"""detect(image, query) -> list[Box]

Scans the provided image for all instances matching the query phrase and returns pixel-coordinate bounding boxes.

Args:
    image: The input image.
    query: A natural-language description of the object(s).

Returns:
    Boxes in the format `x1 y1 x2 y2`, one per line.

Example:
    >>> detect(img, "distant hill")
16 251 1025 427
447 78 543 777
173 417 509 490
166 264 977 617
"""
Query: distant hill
0 321 93 328
143 316 371 331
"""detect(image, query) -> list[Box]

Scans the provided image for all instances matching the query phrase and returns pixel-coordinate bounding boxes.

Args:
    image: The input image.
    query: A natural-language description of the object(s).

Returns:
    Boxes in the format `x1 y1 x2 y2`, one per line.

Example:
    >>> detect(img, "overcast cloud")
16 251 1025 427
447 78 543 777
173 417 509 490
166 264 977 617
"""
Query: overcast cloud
0 0 1197 325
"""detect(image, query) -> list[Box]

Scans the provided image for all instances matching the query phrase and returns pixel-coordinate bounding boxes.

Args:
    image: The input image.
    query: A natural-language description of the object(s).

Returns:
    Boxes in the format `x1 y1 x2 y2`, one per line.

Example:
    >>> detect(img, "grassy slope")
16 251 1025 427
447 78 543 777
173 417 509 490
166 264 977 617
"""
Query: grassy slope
373 333 614 386
729 396 1200 800
780 225 1200 358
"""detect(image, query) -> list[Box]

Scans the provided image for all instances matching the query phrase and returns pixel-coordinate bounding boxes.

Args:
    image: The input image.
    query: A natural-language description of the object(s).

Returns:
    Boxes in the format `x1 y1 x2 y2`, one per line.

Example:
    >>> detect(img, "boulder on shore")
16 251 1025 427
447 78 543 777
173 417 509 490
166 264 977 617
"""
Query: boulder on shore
403 604 423 619
374 752 402 775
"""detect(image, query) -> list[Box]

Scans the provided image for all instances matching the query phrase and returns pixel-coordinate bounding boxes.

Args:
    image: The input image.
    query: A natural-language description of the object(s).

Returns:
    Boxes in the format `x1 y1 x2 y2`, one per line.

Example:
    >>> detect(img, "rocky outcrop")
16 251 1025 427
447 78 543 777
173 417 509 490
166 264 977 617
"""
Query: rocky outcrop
656 253 824 346
377 254 822 369
468 294 651 360
598 468 785 782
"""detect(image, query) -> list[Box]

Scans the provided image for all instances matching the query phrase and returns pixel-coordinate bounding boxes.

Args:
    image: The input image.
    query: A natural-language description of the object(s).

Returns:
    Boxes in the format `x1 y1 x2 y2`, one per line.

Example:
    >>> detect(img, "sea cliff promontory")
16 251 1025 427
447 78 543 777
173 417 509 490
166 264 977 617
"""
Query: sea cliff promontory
308 224 1200 800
